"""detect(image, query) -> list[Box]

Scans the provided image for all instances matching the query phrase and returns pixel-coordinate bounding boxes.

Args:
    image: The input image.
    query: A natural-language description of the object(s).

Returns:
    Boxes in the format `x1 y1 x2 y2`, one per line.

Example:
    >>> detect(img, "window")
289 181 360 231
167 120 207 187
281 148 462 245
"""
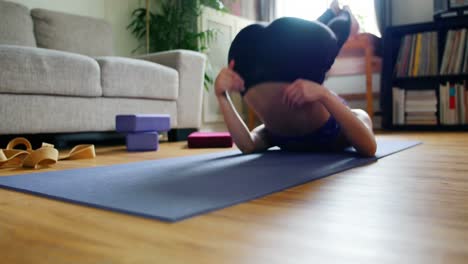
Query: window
276 0 381 37
276 0 330 22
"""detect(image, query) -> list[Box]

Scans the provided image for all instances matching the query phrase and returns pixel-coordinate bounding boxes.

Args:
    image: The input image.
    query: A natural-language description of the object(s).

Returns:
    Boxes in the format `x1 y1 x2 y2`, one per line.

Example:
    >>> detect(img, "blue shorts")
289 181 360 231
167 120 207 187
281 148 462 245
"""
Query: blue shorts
265 115 342 152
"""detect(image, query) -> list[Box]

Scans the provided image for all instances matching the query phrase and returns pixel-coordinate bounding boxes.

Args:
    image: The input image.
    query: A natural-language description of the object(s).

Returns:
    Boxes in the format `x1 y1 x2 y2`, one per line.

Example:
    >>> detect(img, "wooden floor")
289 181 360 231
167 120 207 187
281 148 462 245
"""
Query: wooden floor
1 132 468 263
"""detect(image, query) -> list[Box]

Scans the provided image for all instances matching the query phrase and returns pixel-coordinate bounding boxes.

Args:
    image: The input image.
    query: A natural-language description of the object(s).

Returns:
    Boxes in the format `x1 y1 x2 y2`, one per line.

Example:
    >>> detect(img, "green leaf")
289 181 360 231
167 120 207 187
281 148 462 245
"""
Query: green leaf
127 0 226 90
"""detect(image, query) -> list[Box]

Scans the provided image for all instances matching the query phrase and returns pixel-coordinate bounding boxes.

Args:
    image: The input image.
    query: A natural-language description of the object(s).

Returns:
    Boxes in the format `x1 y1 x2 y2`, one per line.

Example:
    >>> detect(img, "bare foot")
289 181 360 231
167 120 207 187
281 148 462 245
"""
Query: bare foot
329 0 341 15
342 5 360 37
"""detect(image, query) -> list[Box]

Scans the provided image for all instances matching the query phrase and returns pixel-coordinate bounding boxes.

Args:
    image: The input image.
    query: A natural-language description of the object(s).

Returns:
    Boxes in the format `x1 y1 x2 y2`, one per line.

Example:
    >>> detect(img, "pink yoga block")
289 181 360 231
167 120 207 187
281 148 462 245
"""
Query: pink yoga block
187 132 233 148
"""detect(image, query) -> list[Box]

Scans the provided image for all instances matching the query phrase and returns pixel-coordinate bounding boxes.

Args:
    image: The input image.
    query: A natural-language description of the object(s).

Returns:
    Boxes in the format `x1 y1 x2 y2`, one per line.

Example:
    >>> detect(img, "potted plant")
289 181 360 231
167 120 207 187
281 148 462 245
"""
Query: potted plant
127 0 227 90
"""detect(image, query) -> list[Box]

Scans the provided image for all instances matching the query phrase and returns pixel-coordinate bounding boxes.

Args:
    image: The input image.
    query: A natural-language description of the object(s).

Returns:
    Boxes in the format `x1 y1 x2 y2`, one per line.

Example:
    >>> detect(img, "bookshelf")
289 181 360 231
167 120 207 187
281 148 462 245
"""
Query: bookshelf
381 17 468 130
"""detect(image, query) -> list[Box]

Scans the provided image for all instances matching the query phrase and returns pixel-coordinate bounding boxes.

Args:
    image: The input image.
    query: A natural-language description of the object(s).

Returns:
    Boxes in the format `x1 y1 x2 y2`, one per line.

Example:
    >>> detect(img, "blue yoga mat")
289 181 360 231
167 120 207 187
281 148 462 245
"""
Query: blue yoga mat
0 139 419 222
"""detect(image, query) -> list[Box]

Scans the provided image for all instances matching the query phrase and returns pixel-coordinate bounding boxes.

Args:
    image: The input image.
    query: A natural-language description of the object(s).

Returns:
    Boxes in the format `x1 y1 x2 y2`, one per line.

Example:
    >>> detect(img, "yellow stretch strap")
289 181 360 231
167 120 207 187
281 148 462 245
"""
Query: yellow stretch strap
0 138 32 167
22 144 59 169
6 137 32 151
59 144 96 160
0 149 30 167
1 138 96 169
4 138 57 169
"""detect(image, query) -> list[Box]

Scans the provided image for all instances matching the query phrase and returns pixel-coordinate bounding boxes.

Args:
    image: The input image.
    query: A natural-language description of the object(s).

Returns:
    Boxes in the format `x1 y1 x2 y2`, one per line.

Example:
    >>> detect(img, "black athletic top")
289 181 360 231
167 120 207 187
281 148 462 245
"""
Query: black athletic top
228 9 351 96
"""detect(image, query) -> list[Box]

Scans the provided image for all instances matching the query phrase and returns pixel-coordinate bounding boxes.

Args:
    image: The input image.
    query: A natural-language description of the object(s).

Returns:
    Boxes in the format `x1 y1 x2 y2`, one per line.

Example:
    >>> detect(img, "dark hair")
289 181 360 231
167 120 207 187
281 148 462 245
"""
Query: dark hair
228 16 349 95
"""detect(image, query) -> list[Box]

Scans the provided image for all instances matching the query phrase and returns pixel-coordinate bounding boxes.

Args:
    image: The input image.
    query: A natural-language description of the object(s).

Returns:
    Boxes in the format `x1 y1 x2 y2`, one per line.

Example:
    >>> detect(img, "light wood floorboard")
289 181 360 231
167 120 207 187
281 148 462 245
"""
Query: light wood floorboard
1 132 468 263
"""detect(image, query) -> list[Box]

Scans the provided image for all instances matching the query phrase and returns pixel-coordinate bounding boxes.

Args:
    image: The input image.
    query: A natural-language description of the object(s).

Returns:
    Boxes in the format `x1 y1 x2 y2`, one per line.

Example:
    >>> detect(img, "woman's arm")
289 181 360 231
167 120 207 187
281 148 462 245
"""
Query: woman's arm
283 79 377 156
215 61 271 154
320 91 376 156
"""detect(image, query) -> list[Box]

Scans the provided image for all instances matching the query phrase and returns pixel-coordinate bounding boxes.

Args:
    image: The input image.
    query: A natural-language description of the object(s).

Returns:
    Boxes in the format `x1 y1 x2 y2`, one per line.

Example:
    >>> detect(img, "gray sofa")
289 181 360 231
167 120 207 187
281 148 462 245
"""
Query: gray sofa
0 0 206 137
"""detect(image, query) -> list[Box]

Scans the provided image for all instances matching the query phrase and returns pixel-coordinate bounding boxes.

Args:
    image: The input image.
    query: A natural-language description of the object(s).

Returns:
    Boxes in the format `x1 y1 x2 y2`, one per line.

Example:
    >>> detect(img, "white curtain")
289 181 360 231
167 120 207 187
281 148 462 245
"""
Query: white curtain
275 0 329 21
374 0 392 36
256 0 277 22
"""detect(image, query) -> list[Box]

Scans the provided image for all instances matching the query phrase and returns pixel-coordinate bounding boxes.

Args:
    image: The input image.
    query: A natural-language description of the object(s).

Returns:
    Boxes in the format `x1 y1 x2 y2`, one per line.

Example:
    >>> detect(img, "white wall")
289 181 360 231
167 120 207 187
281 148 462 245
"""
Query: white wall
10 0 106 17
9 0 143 57
103 0 143 57
392 0 434 25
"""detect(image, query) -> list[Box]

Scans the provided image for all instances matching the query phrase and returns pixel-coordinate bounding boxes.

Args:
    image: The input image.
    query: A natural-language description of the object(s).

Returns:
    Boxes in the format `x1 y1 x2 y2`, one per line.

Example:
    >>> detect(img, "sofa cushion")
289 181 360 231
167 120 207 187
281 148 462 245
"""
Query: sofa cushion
0 45 102 97
31 8 114 57
96 57 178 100
0 94 178 134
0 0 36 47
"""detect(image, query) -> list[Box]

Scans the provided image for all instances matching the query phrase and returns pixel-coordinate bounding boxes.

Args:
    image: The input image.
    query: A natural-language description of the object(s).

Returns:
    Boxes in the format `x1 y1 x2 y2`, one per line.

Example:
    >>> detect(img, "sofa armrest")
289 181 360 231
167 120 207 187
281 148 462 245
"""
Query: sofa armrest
137 50 206 129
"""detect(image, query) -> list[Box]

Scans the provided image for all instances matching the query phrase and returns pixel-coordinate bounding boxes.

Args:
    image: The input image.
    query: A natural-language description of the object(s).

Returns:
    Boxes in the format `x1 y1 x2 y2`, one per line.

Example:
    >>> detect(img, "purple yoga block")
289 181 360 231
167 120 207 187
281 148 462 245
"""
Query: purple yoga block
116 114 171 133
126 132 159 151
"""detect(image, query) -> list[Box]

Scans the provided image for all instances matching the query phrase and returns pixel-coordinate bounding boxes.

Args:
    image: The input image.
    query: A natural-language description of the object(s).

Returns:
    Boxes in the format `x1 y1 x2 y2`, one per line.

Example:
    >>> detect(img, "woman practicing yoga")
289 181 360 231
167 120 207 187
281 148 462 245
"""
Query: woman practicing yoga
214 1 376 156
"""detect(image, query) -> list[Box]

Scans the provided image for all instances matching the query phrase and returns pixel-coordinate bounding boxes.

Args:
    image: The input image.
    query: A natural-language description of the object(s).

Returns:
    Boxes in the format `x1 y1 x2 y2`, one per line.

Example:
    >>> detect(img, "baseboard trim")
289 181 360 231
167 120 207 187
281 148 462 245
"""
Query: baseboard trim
0 132 125 150
168 128 198 142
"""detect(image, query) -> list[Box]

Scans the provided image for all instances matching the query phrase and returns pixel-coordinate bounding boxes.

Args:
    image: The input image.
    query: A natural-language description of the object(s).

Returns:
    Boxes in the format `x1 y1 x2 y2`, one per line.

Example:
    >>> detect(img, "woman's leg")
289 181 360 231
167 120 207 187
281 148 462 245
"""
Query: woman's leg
317 9 337 25
326 10 352 48
343 5 360 37
317 0 341 24
316 1 353 49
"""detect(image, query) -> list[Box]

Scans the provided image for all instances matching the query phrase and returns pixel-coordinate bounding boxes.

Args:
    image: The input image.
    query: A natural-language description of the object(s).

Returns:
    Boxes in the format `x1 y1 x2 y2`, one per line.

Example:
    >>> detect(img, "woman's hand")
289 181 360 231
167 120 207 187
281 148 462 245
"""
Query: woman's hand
282 79 327 108
214 60 245 97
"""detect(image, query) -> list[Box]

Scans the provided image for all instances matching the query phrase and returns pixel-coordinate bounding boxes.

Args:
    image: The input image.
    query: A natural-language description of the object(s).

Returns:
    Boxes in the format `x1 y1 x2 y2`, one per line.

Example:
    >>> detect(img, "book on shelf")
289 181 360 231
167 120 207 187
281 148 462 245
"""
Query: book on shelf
440 30 452 74
407 35 416 76
406 112 437 125
394 35 410 77
464 34 468 73
455 29 466 73
439 81 467 125
405 106 438 112
405 120 438 125
392 87 405 125
407 113 438 120
394 31 438 77
412 33 422 76
392 87 440 125
385 21 468 130
440 28 468 75
405 89 438 125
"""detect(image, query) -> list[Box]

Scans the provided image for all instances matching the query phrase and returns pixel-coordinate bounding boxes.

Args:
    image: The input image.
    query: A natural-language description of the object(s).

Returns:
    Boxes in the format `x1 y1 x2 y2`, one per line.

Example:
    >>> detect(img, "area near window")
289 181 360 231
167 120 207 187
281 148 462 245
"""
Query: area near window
276 0 381 37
